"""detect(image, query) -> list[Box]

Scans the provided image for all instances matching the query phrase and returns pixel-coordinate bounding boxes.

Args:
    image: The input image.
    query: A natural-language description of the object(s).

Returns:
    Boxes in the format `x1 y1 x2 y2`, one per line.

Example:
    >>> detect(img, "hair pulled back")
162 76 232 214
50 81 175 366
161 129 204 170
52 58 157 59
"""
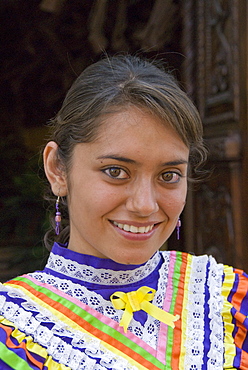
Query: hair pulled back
45 54 207 250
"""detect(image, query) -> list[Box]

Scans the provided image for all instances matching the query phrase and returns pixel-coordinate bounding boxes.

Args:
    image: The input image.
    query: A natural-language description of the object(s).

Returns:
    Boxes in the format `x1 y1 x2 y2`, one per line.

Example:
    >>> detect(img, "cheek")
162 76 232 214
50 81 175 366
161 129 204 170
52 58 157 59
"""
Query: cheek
93 189 126 216
160 188 187 214
69 181 124 217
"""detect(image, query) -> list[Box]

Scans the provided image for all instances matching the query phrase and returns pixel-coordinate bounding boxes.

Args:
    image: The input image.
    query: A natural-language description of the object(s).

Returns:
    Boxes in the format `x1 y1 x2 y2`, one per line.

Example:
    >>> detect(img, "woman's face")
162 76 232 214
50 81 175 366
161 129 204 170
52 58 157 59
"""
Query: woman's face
59 106 189 264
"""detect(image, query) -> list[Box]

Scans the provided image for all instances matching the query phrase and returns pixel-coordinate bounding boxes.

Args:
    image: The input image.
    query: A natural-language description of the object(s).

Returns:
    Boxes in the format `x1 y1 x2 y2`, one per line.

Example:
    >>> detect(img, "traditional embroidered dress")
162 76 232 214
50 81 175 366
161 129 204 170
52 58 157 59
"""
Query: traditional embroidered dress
0 242 247 370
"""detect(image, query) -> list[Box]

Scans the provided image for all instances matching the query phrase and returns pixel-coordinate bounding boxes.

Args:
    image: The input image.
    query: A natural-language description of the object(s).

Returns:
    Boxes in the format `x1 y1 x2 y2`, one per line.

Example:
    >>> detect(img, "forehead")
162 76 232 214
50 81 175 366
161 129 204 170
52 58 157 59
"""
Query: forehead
88 106 189 161
97 106 161 135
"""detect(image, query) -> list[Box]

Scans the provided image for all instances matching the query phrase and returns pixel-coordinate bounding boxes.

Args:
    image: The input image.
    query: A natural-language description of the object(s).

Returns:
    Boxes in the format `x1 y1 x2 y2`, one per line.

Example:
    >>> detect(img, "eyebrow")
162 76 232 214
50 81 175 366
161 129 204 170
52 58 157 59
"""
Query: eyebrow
161 160 188 166
97 155 136 164
97 155 188 166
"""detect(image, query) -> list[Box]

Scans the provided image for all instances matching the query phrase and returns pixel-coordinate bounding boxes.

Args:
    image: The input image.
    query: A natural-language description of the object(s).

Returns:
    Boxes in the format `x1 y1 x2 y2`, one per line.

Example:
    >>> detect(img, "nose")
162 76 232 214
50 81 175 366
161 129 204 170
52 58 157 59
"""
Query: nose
126 179 159 216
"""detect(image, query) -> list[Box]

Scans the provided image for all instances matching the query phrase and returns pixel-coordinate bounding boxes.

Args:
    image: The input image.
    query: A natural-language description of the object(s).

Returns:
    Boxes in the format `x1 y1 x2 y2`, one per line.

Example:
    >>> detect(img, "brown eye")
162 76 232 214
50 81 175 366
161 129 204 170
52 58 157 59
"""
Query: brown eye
109 168 121 177
103 167 129 179
161 171 181 183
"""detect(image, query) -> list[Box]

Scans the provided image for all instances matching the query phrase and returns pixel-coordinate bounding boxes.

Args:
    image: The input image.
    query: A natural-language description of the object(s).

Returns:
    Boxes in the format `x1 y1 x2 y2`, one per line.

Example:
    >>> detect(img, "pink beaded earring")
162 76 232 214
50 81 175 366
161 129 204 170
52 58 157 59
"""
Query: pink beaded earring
55 196 61 235
176 218 181 240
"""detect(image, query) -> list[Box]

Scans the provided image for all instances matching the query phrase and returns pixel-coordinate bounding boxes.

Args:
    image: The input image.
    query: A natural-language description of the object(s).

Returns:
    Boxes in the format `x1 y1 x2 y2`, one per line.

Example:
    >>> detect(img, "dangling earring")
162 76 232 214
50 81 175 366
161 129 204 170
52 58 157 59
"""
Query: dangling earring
176 218 181 240
55 196 61 235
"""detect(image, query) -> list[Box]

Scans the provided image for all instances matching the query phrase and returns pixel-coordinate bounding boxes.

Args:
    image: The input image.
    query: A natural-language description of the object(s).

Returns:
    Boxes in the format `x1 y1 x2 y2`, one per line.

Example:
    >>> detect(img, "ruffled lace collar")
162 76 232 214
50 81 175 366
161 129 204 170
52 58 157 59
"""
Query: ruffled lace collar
44 243 162 286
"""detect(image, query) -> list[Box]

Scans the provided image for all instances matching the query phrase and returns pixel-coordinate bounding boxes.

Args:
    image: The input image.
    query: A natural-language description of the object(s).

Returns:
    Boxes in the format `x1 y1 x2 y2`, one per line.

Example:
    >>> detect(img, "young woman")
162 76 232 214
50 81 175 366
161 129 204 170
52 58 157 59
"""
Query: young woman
0 55 247 370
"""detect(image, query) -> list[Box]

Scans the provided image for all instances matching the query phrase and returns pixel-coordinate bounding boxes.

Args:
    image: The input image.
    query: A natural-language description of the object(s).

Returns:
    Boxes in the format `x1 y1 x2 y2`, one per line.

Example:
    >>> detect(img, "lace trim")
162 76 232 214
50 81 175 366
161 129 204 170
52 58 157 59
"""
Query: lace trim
184 254 208 369
141 251 170 348
45 250 161 286
0 285 140 370
207 256 224 370
30 271 128 322
0 254 226 369
182 255 224 370
30 251 170 350
0 250 169 370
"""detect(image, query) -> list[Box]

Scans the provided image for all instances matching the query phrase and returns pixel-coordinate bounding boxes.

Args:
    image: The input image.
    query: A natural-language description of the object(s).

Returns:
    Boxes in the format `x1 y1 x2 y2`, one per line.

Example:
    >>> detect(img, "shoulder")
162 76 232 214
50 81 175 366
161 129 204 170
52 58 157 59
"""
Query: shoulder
221 264 248 369
0 274 75 369
159 251 248 369
222 264 248 316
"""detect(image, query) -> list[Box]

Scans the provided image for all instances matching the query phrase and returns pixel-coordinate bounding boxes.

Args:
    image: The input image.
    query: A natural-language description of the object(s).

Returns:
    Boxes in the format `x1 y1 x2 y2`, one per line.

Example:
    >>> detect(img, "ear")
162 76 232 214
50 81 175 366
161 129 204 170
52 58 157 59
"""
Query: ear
43 141 68 196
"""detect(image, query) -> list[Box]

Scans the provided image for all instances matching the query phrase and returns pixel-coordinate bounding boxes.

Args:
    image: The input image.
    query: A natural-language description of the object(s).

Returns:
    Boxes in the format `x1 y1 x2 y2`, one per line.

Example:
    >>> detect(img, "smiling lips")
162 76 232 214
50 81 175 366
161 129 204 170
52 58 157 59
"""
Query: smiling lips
112 221 155 234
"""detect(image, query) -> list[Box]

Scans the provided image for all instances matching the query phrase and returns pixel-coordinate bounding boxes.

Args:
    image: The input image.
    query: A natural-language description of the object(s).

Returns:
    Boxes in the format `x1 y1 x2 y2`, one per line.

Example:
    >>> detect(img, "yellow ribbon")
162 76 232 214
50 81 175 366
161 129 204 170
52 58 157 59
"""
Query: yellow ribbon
110 286 180 333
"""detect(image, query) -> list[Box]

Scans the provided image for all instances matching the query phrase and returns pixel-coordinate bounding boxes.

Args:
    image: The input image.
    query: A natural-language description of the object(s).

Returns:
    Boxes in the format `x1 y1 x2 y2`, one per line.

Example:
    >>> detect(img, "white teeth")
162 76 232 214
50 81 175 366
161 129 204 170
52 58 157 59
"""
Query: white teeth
123 224 130 231
113 222 154 234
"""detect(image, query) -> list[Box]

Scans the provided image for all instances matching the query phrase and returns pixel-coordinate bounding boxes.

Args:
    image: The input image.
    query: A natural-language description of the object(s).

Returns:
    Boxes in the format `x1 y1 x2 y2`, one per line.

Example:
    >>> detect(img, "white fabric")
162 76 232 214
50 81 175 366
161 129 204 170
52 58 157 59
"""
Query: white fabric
0 250 226 369
45 250 161 286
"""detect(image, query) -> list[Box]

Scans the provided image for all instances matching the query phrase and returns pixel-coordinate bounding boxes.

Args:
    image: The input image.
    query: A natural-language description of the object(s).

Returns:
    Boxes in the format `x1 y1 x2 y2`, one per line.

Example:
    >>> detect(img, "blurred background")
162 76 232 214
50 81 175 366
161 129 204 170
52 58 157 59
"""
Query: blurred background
1 0 248 282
